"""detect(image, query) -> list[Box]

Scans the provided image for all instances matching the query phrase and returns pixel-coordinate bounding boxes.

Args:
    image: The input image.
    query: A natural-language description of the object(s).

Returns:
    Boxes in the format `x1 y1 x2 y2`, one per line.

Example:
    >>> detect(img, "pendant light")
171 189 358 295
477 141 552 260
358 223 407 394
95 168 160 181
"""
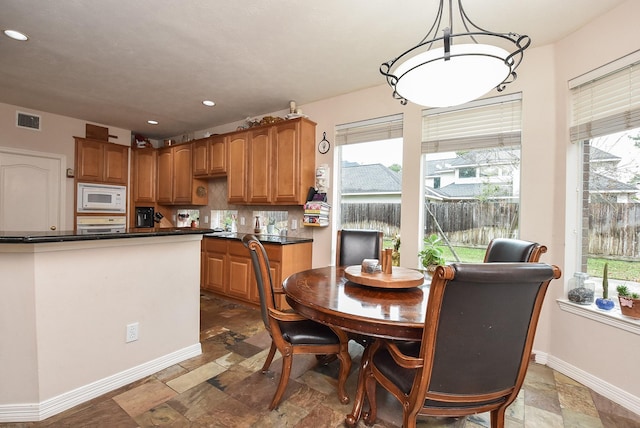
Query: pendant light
380 0 530 108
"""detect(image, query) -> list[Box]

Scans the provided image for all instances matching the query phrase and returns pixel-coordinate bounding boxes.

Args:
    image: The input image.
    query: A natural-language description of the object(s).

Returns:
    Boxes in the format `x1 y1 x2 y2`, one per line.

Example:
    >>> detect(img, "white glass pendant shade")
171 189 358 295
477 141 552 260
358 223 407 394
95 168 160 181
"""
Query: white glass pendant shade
394 44 511 107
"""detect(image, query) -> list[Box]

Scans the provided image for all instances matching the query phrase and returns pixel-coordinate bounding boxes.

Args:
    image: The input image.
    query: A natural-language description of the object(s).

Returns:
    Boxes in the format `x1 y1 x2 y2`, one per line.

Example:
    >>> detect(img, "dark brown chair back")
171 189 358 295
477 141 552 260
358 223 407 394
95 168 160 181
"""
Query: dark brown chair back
483 238 547 262
356 262 561 428
336 229 383 267
423 263 558 399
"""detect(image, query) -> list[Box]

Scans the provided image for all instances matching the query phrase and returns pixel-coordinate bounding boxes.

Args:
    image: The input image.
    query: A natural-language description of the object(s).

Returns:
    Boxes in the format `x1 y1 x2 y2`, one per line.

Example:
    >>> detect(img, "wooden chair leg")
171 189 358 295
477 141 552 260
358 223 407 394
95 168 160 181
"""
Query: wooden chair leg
262 341 277 373
269 353 293 410
491 407 506 428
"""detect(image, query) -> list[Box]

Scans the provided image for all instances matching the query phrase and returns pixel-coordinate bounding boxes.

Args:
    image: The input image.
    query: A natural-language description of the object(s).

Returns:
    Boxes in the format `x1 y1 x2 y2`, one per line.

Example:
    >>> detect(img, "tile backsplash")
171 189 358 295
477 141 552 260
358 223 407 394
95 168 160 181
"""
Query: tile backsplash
175 179 312 238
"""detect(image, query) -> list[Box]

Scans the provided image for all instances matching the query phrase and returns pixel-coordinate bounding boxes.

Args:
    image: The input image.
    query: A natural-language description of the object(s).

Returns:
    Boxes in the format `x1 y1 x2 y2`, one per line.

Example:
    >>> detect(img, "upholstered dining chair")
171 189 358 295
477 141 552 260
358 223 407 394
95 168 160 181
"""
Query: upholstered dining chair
349 262 561 428
242 234 352 410
336 229 383 267
483 238 547 263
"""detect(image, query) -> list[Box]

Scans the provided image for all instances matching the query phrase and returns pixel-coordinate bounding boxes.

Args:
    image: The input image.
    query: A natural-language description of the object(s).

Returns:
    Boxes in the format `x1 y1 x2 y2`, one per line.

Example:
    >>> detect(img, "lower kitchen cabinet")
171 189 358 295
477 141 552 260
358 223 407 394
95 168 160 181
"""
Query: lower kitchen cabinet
201 237 312 307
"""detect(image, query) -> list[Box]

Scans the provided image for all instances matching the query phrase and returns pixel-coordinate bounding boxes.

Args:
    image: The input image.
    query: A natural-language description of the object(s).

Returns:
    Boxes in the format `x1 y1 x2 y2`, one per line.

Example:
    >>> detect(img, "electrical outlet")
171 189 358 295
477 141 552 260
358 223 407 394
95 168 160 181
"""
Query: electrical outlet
291 219 297 230
240 217 245 226
126 322 139 343
204 215 209 224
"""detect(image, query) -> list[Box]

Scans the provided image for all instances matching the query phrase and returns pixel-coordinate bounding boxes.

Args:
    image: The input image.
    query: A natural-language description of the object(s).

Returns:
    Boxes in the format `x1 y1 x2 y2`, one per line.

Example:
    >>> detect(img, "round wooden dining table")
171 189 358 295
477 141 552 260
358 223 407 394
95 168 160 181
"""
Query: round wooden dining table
282 265 429 341
282 265 430 426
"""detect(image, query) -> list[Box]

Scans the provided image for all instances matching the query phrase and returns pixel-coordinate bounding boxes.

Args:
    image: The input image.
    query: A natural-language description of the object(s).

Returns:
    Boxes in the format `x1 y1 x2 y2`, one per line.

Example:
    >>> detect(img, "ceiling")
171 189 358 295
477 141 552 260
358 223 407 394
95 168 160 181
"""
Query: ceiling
0 0 627 140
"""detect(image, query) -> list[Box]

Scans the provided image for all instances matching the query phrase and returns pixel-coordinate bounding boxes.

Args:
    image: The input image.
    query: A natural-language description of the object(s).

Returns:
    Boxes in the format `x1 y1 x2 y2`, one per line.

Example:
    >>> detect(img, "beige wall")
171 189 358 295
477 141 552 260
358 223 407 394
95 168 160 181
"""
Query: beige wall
0 102 131 228
550 0 640 402
0 236 202 411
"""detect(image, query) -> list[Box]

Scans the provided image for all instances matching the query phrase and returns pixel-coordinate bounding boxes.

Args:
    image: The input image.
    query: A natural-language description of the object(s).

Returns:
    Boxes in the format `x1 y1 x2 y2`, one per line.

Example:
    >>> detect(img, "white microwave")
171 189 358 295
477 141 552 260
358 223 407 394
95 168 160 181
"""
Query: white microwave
77 183 126 213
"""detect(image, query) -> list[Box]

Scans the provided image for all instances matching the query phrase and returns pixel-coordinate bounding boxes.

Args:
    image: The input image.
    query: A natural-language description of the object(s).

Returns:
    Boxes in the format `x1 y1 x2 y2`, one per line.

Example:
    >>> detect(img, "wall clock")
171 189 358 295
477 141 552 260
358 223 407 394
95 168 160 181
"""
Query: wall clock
318 132 331 154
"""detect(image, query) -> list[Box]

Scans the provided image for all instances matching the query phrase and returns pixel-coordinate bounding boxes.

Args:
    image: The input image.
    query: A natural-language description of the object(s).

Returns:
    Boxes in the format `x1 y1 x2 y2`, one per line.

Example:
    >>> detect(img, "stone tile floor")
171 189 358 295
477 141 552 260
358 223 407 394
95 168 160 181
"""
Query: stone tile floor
3 292 639 427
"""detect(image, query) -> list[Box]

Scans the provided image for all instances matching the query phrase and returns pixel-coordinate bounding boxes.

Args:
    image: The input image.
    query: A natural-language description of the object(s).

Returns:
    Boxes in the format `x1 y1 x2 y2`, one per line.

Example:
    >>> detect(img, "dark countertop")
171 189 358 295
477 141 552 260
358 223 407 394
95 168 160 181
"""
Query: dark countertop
204 232 313 245
0 228 215 244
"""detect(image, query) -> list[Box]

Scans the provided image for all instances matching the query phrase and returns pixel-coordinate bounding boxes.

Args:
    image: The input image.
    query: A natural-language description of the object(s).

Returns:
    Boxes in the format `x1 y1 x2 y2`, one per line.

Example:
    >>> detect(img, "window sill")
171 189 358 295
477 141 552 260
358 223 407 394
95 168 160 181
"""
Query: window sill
557 299 640 335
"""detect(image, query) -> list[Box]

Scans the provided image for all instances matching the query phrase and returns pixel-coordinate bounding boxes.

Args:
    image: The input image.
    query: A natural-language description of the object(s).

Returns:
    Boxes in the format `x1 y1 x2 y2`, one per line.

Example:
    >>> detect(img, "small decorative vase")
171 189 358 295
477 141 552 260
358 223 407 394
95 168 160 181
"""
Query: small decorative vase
392 250 400 267
595 298 615 311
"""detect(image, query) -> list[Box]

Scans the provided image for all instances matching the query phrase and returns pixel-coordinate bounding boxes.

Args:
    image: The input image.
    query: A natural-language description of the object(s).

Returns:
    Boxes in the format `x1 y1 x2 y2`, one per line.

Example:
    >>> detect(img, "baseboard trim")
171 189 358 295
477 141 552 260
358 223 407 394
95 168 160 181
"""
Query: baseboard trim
534 349 640 416
0 343 201 423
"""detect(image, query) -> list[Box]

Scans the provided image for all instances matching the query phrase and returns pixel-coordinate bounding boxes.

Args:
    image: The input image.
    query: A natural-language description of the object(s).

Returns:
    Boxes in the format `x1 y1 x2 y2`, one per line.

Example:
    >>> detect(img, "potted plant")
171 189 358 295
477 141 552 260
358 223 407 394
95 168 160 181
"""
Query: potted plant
616 285 640 319
418 234 445 275
595 263 615 310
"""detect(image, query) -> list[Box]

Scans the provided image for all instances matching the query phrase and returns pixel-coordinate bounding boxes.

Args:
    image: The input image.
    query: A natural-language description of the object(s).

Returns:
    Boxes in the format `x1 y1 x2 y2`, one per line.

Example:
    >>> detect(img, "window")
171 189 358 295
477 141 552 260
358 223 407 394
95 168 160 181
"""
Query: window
336 114 403 249
570 53 640 301
458 167 477 179
421 94 522 263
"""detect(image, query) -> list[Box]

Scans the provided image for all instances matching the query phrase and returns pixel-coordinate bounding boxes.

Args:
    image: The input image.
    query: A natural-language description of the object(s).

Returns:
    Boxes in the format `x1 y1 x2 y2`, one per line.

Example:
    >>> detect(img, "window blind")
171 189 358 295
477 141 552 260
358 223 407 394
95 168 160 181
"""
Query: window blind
335 114 403 146
570 52 640 141
421 93 522 153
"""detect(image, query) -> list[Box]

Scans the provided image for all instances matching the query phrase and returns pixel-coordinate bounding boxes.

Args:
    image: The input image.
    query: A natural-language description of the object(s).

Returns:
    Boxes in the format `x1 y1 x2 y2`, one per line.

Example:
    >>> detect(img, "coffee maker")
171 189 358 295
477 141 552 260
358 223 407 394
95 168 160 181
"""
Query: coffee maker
135 207 155 228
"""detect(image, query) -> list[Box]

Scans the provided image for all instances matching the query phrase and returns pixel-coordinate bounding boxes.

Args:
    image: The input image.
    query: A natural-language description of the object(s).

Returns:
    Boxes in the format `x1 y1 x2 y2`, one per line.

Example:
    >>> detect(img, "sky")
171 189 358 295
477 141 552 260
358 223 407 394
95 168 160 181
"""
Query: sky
340 138 403 167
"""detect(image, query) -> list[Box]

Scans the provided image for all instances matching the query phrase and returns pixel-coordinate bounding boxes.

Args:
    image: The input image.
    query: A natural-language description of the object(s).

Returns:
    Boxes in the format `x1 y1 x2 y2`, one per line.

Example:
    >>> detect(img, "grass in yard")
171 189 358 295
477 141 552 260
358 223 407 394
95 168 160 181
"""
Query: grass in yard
389 239 640 282
587 258 640 281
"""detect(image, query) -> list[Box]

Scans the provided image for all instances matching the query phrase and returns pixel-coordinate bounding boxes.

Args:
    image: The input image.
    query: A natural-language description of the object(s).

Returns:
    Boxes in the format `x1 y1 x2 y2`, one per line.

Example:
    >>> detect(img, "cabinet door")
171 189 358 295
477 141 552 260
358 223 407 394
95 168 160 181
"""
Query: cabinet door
209 135 227 176
204 250 227 293
248 127 272 204
227 254 252 301
272 120 300 203
76 140 103 182
172 145 193 204
227 132 248 203
132 149 156 203
103 144 129 185
156 147 173 204
192 139 208 176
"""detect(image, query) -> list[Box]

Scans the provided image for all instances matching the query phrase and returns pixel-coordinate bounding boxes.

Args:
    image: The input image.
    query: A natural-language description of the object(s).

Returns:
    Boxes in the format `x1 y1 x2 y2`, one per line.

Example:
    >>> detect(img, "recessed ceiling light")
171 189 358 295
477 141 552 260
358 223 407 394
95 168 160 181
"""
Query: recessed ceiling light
202 100 215 107
3 29 29 41
147 120 159 125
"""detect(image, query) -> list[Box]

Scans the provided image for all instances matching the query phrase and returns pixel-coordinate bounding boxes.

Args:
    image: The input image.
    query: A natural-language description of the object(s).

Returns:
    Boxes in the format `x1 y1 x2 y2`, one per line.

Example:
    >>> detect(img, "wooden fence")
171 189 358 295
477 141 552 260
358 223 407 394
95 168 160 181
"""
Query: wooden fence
342 201 640 257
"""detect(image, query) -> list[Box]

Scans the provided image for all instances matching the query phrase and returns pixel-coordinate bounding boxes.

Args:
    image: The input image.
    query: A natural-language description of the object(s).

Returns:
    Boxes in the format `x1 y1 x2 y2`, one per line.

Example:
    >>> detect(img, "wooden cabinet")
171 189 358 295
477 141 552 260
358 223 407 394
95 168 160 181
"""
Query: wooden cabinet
227 240 254 301
201 237 312 307
75 138 129 185
193 135 227 177
272 118 316 204
247 127 272 204
202 238 227 294
227 131 249 203
157 144 208 205
131 148 156 203
225 118 316 205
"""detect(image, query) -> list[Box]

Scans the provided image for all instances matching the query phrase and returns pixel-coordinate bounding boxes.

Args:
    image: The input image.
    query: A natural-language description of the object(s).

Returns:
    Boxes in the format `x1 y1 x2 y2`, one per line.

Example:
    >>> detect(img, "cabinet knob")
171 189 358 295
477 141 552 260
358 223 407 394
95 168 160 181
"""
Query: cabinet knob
50 226 57 230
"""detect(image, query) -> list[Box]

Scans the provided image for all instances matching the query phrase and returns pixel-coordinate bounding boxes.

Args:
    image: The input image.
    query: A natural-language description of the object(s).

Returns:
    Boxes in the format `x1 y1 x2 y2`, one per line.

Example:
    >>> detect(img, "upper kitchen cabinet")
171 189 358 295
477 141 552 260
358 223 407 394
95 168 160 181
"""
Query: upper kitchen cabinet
75 137 129 185
193 135 227 177
131 148 157 203
226 117 316 205
157 144 208 206
227 131 249 204
272 118 316 204
247 126 273 204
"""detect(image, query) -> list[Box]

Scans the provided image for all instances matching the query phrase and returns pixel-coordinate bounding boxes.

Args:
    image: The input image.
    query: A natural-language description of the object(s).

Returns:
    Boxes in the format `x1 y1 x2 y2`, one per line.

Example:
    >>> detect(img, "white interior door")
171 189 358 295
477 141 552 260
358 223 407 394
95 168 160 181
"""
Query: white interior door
0 147 65 231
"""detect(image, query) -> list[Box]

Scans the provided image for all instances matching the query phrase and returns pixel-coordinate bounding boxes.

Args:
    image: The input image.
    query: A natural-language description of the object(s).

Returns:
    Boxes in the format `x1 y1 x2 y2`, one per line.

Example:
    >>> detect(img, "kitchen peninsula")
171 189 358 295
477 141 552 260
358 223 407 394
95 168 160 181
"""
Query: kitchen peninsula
0 228 211 421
